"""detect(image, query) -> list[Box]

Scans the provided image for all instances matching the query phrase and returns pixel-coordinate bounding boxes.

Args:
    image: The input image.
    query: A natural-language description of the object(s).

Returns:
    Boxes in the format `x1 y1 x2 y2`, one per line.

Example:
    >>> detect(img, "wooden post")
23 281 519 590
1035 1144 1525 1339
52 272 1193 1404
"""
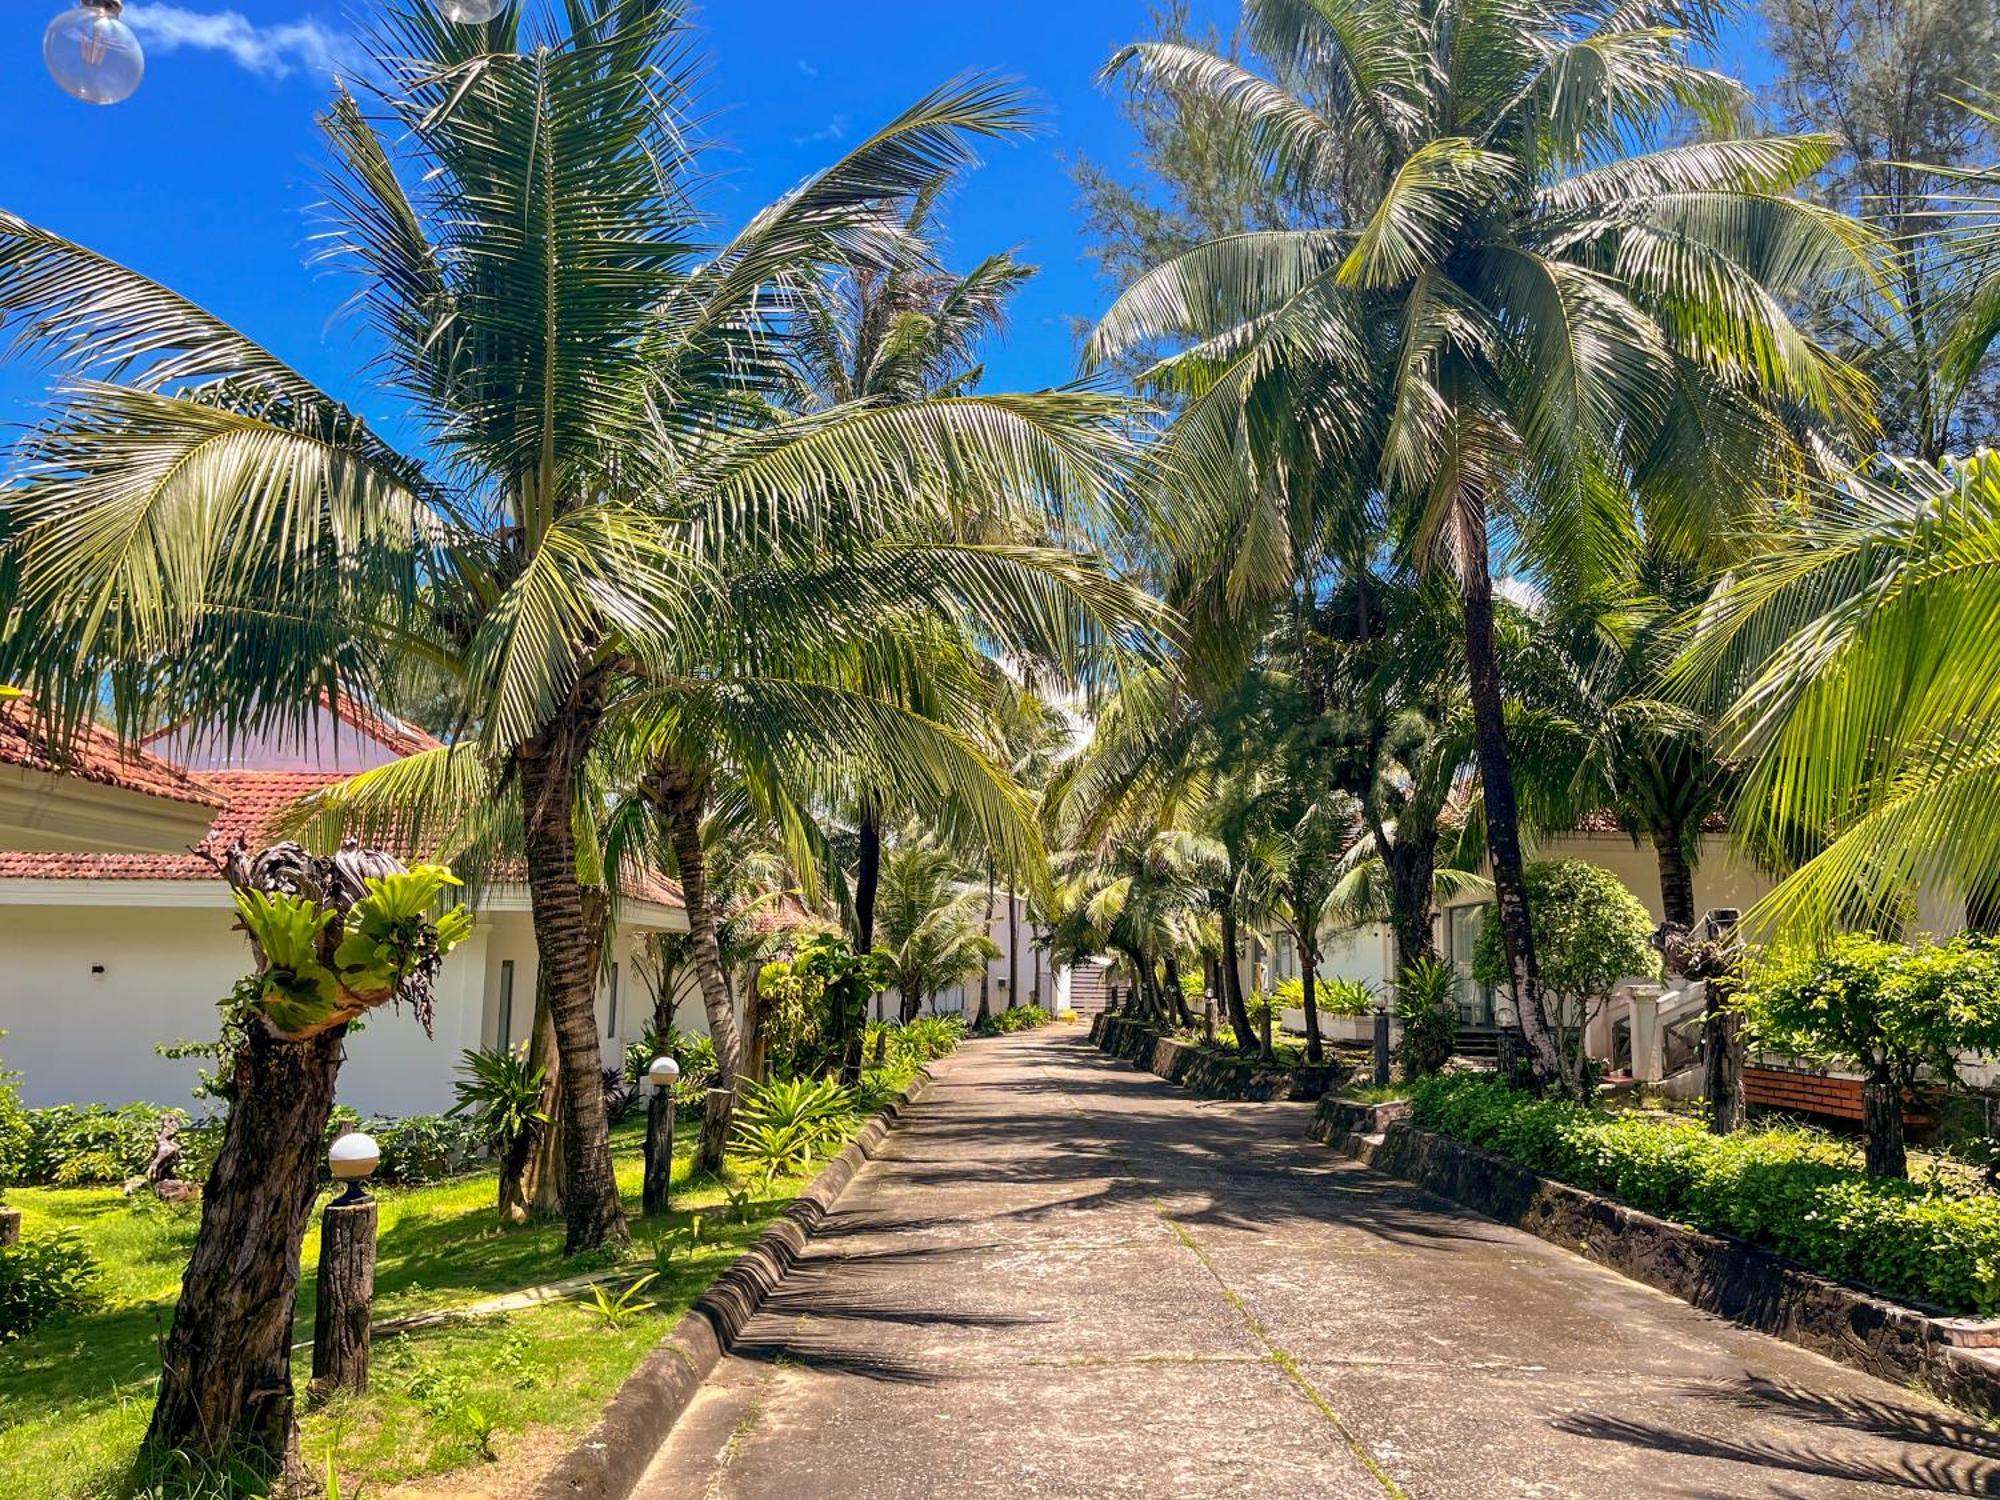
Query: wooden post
1373 1008 1392 1086
311 1194 378 1396
0 1206 19 1249
643 1086 675 1217
1260 1000 1274 1061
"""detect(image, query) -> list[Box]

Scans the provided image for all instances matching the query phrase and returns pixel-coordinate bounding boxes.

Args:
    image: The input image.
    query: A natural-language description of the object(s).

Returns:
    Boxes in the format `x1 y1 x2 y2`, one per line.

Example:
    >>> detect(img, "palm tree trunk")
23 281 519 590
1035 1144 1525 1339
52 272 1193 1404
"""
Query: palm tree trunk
650 767 743 1176
1163 951 1192 1028
974 860 995 1028
850 801 882 1071
516 732 628 1256
521 980 565 1220
144 1022 345 1493
1654 826 1697 931
1006 877 1020 1010
1218 903 1256 1050
1456 503 1562 1089
1296 934 1324 1064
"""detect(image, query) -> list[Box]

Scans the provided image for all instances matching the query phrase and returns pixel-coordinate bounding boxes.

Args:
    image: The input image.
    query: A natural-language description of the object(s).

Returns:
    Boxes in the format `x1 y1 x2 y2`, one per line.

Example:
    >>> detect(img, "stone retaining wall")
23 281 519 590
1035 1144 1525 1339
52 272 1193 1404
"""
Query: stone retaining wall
1088 1014 1346 1102
1312 1098 2000 1418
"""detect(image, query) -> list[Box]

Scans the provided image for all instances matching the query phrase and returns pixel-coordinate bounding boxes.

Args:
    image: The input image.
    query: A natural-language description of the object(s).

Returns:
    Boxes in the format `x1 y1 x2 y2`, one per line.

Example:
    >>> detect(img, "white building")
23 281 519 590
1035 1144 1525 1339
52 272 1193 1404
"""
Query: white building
0 698 688 1117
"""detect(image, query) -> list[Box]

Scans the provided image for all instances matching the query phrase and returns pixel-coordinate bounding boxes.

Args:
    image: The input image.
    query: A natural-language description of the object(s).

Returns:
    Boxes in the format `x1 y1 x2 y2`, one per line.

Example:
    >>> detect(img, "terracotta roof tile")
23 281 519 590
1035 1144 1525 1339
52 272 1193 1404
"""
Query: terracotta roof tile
1572 809 1728 836
0 701 223 809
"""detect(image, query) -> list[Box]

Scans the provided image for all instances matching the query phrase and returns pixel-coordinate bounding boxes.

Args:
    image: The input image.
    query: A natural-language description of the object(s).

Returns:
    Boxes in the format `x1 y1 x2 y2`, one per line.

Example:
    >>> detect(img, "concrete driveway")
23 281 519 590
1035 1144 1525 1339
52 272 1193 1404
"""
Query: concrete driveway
635 1028 2000 1499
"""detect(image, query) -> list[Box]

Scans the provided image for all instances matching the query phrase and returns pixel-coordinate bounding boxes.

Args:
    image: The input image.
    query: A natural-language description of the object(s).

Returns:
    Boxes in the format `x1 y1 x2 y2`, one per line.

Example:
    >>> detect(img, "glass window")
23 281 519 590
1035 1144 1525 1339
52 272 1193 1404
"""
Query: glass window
1447 904 1495 1026
497 960 516 1049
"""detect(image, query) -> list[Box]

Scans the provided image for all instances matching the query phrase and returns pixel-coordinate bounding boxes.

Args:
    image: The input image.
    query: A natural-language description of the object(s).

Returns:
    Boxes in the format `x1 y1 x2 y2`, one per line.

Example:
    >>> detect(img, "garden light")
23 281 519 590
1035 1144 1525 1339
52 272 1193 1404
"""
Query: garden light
328 1131 381 1204
648 1055 681 1088
44 1 144 105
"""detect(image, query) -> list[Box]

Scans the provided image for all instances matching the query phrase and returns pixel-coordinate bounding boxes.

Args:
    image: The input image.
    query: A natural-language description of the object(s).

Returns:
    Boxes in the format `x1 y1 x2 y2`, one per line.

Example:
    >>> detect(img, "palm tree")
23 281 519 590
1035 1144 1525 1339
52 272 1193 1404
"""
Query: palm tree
876 840 1001 1018
1087 0 1873 1090
1684 454 2000 938
0 4 1145 1248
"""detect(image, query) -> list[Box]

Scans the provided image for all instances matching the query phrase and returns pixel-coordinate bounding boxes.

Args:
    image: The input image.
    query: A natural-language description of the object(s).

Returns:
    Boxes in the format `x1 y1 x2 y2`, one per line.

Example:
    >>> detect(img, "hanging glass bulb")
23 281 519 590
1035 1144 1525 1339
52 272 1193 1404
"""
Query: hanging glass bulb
44 0 145 105
438 0 507 21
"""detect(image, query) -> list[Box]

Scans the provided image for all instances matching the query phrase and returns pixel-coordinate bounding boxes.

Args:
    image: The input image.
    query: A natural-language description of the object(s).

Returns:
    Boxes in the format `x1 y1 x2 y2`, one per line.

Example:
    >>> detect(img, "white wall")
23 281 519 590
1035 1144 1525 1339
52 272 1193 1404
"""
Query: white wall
892 890 1069 1018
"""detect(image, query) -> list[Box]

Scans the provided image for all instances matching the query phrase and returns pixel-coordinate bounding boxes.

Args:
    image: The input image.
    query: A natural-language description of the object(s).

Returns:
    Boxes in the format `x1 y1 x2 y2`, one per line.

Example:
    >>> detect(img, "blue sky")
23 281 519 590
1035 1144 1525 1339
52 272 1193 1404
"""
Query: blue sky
0 0 1772 434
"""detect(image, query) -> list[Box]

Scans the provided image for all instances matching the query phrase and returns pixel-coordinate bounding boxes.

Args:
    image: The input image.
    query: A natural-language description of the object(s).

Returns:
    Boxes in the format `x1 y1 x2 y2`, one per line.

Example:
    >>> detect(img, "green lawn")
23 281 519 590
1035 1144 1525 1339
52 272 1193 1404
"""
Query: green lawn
0 1072 918 1500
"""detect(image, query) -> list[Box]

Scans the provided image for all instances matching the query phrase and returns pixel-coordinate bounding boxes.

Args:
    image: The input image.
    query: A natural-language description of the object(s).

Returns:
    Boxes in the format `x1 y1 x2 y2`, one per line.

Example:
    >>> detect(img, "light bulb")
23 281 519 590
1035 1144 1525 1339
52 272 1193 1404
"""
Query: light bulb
44 0 145 105
438 0 507 21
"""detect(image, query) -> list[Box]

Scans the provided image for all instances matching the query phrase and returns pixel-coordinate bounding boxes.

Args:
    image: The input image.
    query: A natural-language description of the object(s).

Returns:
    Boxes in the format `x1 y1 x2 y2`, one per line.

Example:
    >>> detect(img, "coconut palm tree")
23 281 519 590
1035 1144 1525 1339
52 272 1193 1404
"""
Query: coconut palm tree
1086 0 1875 1090
0 3 1149 1252
875 840 1001 1019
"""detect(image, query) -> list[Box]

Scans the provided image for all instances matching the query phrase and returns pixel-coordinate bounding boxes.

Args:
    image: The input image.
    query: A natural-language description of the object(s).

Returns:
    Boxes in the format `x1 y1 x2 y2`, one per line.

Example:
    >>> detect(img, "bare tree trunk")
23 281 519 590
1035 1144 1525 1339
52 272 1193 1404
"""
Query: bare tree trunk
650 767 742 1177
1863 1065 1909 1178
848 801 881 1079
975 860 995 1028
145 1021 345 1493
1163 951 1192 1028
1456 502 1561 1089
1654 829 1697 932
1218 903 1256 1050
743 962 769 1086
1297 934 1325 1064
517 736 628 1256
521 981 565 1222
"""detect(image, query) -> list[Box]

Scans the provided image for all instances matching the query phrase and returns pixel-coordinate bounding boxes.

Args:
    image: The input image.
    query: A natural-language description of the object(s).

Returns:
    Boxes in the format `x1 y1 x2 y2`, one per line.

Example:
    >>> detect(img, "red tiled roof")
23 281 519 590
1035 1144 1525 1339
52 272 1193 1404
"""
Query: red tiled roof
0 764 685 912
0 701 223 809
318 695 445 759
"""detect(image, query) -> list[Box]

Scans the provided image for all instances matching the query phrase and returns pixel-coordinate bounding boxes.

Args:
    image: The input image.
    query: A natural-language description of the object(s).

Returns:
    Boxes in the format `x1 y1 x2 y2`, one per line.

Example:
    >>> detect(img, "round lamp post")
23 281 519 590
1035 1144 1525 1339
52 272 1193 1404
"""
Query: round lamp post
643 1055 679 1217
45 1 145 105
313 1132 379 1395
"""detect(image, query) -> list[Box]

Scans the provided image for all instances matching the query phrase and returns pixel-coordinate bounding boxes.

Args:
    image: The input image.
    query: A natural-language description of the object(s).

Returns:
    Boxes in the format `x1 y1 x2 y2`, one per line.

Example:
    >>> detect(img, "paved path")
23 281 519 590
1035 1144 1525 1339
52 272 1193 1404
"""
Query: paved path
636 1029 2000 1499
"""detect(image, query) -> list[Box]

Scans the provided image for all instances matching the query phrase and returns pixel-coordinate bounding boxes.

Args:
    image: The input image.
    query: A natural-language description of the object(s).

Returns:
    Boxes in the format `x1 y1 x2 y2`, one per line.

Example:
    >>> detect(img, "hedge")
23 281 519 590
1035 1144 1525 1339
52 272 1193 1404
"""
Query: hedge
1409 1074 2000 1316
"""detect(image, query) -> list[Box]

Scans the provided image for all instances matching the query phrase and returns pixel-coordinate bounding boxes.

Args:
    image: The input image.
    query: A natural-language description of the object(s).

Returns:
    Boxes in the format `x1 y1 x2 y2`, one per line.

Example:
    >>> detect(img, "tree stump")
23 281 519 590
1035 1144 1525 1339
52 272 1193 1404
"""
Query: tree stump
311 1197 378 1395
642 1088 675 1217
0 1207 19 1249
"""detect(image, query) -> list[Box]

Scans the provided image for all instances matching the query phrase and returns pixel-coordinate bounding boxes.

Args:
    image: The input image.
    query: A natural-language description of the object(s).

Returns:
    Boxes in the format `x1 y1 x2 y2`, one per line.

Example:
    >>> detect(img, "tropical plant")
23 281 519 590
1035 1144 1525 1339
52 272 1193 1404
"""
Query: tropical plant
1472 861 1661 1096
0 1035 30 1204
1087 0 1875 1092
0 1231 102 1343
449 1044 548 1221
1739 932 2000 1178
581 1272 658 1332
1394 956 1459 1079
734 1076 855 1162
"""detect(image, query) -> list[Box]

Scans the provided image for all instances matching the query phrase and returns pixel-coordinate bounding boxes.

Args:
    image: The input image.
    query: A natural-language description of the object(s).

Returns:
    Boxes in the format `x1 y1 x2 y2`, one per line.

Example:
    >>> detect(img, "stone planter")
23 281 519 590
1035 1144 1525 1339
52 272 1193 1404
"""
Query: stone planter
1091 1018 1348 1102
1314 1109 2000 1419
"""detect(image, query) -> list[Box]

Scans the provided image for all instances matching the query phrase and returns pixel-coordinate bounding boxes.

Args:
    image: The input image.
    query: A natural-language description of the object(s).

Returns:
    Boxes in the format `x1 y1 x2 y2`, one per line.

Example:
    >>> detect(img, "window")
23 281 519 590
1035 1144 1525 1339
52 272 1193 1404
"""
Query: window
607 962 621 1039
497 960 516 1049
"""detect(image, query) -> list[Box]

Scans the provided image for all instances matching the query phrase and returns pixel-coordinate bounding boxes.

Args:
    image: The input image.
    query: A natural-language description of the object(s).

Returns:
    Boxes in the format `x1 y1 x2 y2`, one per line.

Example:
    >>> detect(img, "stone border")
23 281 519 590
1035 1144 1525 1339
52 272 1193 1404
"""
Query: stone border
533 1059 947 1500
1310 1100 2000 1418
1088 1014 1347 1101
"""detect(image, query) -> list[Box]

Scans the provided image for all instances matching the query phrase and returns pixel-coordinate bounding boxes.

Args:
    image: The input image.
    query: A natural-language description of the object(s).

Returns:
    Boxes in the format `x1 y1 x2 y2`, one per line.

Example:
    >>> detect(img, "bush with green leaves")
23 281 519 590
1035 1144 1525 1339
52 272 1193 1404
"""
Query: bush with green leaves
1739 932 2000 1177
449 1046 547 1156
0 1035 27 1201
1273 976 1376 1019
732 1076 854 1181
624 1025 719 1113
984 1004 1054 1034
0 1230 102 1341
1395 957 1460 1079
868 1015 964 1063
1409 1073 2000 1315
1472 861 1660 1094
23 1102 193 1186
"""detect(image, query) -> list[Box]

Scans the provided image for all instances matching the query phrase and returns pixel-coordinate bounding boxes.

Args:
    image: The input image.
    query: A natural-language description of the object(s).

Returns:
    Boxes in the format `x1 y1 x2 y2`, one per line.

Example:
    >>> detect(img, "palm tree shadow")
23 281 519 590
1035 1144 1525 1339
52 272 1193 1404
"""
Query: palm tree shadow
1553 1375 2000 1495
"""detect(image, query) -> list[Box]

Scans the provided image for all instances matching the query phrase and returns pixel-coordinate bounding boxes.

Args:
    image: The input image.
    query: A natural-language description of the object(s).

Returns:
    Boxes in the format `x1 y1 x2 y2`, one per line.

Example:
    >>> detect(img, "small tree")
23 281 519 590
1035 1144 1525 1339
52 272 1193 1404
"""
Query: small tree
1395 958 1460 1080
1474 861 1660 1099
1740 933 2000 1177
145 844 469 1492
449 1044 549 1225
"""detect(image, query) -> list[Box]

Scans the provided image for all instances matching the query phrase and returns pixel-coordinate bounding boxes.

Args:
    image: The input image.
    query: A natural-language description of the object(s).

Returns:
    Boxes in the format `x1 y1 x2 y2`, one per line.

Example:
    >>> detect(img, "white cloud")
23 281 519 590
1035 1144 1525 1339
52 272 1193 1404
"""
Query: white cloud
123 5 361 80
791 113 849 147
796 59 819 79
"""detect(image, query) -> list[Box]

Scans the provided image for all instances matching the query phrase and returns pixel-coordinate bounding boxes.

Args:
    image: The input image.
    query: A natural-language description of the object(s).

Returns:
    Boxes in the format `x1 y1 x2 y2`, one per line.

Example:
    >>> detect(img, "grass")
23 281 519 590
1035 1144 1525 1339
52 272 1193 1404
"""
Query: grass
0 1060 924 1499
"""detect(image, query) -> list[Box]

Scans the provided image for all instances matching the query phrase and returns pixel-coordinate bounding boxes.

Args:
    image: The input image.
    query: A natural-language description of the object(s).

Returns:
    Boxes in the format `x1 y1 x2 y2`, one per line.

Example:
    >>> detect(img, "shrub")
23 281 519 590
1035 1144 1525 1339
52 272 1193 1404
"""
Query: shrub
1275 976 1375 1019
1395 957 1459 1079
733 1076 854 1180
1740 932 2000 1177
449 1045 547 1158
1472 861 1659 1094
24 1102 186 1185
0 1231 102 1342
984 1004 1054 1034
0 1037 28 1201
1409 1073 2000 1314
627 1026 719 1114
366 1114 487 1186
